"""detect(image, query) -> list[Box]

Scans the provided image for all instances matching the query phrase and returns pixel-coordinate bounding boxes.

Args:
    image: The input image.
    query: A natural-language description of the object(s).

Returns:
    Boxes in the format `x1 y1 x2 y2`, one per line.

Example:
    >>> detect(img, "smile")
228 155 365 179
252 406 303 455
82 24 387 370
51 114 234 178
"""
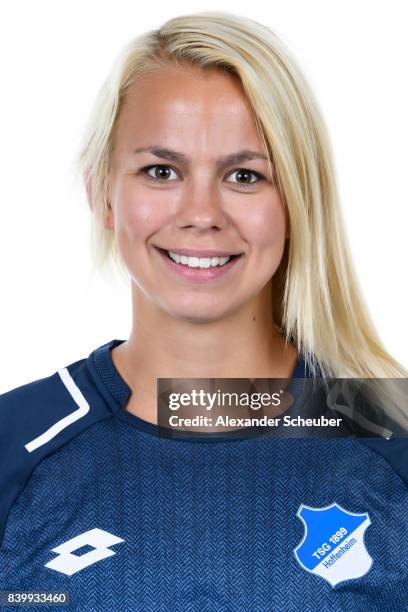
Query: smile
155 247 243 282
167 250 232 268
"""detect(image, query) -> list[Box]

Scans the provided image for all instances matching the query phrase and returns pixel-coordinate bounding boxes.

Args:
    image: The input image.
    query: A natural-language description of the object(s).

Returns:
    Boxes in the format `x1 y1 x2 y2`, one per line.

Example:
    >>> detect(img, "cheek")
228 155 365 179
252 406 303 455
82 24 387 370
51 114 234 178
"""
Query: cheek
241 196 287 251
113 183 168 244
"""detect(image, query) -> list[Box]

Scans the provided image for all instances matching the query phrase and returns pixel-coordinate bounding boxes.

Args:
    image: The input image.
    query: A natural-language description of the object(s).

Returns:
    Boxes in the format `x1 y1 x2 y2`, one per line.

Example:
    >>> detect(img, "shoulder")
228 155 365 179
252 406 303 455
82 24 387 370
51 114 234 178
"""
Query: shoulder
357 436 408 488
0 342 119 547
0 360 82 452
0 351 113 453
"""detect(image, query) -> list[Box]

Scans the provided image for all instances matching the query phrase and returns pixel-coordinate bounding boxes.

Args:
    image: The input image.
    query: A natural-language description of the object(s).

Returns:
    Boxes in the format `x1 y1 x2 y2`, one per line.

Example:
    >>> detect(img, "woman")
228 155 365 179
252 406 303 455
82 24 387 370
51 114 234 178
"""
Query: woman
1 11 407 611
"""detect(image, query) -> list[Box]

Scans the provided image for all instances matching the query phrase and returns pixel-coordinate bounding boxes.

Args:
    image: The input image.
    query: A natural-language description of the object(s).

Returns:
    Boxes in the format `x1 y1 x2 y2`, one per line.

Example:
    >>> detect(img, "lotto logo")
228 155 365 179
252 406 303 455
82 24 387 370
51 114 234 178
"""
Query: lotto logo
45 528 125 576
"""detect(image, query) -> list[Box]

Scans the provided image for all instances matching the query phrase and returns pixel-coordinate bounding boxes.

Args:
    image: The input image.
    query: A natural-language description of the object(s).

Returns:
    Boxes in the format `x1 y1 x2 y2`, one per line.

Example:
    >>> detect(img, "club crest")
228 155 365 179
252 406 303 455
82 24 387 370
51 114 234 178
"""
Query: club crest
294 502 373 587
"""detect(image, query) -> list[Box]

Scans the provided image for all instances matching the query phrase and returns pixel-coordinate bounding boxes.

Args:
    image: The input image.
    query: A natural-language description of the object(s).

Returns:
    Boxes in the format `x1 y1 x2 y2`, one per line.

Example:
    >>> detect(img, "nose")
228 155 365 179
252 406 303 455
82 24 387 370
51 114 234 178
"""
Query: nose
175 176 228 230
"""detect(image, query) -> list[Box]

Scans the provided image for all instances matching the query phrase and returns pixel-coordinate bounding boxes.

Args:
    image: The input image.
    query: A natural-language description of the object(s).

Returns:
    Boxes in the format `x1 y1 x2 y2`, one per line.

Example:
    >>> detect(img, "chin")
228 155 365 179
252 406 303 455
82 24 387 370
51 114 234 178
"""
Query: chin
165 302 230 324
173 310 226 324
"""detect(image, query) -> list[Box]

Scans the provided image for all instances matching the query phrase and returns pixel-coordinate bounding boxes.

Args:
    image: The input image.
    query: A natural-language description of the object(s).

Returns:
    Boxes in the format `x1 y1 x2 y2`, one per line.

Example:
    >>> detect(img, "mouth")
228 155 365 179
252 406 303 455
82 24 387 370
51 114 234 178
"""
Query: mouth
157 247 242 266
154 247 244 281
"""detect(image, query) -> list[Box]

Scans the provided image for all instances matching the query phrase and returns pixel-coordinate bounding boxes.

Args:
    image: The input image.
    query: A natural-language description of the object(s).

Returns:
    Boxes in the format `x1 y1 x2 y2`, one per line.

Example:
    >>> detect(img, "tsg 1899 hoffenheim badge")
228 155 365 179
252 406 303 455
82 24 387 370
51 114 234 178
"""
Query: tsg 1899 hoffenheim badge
294 502 373 587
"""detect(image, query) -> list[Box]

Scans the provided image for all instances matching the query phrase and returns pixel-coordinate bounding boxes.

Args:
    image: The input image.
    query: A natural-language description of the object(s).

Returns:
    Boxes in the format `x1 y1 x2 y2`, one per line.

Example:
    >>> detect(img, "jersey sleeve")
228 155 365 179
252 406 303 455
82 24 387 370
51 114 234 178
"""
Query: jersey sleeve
0 357 114 547
358 435 408 487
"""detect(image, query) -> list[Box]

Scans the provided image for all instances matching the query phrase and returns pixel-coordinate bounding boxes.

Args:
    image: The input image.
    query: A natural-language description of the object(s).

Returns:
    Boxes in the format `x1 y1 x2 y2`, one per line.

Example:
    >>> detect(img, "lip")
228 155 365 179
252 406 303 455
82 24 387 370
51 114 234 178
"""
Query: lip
154 247 243 282
156 246 243 257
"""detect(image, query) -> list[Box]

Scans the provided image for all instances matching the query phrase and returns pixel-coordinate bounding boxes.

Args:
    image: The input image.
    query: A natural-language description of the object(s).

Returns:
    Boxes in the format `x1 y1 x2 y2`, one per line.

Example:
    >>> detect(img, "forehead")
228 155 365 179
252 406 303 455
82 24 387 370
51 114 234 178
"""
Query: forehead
113 67 263 154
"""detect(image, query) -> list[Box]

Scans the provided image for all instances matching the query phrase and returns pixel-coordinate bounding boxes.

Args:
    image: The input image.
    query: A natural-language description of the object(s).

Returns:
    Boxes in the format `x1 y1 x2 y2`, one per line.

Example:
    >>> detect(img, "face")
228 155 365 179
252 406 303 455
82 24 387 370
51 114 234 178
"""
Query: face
107 66 289 322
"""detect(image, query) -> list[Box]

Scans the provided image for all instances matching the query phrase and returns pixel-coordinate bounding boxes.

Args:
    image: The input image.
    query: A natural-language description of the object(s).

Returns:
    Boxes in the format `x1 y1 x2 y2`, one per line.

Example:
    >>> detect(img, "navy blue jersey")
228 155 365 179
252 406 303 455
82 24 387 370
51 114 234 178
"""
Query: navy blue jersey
0 339 408 611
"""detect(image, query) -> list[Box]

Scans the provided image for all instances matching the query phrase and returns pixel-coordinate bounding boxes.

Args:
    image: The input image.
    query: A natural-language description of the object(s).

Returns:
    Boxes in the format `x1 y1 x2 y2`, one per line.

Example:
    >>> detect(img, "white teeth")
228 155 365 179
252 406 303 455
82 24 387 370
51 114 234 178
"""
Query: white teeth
167 251 231 268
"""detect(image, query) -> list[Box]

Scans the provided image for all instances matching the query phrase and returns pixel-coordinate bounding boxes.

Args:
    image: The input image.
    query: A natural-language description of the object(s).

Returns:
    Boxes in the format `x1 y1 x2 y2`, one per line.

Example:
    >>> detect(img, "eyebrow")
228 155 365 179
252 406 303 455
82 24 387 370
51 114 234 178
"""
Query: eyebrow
133 146 269 169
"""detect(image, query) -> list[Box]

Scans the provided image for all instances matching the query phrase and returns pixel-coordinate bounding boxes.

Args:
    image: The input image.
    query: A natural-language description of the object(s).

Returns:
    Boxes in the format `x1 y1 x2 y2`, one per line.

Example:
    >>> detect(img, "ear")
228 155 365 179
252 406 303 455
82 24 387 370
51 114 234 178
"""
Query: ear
84 172 93 212
84 172 114 230
104 200 115 231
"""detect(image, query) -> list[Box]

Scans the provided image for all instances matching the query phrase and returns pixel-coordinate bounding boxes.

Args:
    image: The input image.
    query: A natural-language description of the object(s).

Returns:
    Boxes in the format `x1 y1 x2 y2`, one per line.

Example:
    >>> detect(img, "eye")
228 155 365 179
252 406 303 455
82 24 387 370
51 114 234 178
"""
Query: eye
139 164 265 188
142 164 178 182
226 169 264 188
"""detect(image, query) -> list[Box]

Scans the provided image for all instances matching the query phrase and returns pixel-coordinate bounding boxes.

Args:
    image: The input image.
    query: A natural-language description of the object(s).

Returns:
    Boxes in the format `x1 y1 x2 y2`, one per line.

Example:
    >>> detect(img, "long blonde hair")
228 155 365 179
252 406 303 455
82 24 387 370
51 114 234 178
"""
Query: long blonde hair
75 11 408 429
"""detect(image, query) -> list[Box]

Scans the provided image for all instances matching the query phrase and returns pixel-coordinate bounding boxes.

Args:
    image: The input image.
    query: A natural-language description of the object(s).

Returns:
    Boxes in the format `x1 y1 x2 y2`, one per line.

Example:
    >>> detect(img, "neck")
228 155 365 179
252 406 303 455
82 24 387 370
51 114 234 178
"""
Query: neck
111 281 298 423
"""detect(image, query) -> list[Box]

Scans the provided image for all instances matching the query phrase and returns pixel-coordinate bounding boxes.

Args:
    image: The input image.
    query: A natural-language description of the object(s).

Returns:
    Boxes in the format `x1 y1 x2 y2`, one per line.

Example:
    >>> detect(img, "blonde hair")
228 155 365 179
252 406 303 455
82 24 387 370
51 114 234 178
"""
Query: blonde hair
75 11 408 429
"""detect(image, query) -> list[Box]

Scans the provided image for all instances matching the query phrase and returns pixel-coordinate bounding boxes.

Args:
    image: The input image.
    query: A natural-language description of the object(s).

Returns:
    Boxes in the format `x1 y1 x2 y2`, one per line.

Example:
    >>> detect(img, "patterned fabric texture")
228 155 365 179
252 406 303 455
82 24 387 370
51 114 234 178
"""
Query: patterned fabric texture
1 413 408 611
1 340 407 611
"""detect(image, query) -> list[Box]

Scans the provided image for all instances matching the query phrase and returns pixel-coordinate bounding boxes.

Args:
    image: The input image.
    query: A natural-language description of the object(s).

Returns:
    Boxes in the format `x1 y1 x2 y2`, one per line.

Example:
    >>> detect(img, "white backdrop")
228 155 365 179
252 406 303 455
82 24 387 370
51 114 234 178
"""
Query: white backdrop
0 0 407 392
